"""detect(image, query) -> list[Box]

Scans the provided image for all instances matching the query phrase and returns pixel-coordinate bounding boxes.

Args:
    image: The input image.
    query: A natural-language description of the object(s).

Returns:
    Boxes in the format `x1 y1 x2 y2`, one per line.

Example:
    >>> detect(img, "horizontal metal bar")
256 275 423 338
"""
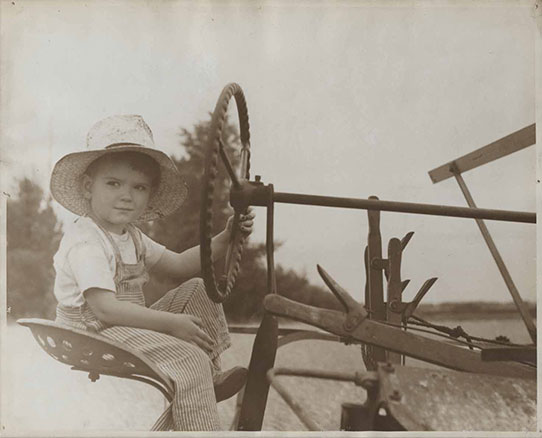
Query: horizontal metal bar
481 346 537 363
229 325 342 348
269 366 359 382
277 331 342 347
272 192 535 223
428 124 536 183
228 325 295 335
267 367 364 431
228 325 340 339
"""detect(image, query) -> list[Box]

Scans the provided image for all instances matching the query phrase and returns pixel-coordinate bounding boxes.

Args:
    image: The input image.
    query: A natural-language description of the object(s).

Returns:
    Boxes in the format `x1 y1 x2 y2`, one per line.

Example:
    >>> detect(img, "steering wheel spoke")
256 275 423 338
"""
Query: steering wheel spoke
219 138 241 189
201 83 251 302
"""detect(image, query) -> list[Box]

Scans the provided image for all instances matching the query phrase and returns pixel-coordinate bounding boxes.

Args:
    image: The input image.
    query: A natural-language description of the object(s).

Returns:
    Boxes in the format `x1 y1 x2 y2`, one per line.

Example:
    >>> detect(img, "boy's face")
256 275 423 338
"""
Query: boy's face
82 160 152 234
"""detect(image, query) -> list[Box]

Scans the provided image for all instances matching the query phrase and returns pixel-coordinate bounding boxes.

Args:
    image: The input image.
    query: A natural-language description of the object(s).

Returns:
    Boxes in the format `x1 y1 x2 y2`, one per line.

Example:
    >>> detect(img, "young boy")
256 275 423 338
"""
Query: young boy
50 114 254 431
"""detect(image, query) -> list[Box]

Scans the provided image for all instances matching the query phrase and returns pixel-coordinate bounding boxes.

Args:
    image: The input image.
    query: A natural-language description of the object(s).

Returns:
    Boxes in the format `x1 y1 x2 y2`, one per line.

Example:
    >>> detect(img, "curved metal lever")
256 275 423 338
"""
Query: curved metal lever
403 277 438 321
317 264 367 331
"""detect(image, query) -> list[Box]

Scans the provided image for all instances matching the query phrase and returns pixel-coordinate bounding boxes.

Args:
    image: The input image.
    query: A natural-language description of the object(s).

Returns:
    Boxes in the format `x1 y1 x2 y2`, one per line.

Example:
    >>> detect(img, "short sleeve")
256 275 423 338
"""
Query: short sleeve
141 232 166 270
67 241 117 295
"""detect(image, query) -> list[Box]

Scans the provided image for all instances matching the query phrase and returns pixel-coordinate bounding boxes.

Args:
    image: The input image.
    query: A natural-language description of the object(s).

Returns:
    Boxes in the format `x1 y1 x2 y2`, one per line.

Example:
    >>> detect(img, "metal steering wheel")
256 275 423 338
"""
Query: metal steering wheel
200 83 251 303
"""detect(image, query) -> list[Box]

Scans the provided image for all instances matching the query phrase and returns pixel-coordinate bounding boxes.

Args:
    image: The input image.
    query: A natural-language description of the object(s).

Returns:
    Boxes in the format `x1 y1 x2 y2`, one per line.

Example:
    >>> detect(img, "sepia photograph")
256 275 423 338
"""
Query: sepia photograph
0 0 539 434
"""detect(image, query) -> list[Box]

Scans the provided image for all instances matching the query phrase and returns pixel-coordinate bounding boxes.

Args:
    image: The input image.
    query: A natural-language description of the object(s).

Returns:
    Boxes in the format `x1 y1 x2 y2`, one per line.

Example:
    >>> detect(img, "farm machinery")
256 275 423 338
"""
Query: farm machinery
20 83 537 431
200 83 536 431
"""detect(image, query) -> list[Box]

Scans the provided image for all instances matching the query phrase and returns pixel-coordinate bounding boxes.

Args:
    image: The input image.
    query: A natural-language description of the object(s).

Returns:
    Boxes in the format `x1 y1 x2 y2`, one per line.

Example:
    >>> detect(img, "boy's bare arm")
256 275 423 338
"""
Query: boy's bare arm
85 288 213 351
152 231 230 279
152 210 254 280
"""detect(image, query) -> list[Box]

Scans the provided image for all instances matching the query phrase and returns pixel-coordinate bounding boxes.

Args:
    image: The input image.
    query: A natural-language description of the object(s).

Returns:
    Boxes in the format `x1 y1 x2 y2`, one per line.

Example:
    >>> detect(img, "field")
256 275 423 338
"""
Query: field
1 317 533 433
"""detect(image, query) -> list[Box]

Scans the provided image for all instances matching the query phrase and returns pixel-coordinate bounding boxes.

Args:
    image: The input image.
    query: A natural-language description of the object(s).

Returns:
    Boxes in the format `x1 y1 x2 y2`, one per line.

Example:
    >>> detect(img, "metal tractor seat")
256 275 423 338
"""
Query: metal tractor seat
17 318 175 401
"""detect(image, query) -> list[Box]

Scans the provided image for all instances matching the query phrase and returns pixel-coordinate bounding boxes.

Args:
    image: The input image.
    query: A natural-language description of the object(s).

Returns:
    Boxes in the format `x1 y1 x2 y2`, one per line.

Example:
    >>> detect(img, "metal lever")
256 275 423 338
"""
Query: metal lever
388 277 438 323
400 231 414 250
317 264 367 331
372 232 415 281
403 277 438 321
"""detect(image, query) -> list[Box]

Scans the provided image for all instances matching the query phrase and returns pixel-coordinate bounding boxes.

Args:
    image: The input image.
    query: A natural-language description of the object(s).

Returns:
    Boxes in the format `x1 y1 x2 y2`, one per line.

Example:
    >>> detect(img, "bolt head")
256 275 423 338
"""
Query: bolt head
389 390 402 401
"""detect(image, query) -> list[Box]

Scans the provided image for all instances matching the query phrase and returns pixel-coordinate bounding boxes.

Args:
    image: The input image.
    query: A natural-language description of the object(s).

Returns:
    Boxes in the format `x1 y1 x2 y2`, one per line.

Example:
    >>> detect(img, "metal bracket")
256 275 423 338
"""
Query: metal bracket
388 277 438 323
371 257 389 272
229 179 271 211
371 232 415 281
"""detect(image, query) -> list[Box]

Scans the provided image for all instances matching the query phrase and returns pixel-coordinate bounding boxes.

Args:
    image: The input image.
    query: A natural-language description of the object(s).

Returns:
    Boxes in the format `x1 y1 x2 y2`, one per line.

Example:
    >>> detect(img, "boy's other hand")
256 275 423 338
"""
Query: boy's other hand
167 314 214 352
225 207 255 237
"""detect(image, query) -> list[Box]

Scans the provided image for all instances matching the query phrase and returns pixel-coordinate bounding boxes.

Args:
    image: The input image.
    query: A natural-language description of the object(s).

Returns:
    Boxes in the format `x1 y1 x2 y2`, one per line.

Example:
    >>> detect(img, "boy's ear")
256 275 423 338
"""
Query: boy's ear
81 174 93 200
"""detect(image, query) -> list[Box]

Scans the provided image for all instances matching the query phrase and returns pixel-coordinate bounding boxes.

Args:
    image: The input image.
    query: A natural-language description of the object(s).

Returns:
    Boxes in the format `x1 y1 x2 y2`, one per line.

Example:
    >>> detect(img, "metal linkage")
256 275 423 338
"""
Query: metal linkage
384 238 403 364
364 202 386 368
428 124 536 342
228 325 342 347
267 367 375 431
388 278 438 324
268 361 537 432
263 269 536 379
451 169 536 343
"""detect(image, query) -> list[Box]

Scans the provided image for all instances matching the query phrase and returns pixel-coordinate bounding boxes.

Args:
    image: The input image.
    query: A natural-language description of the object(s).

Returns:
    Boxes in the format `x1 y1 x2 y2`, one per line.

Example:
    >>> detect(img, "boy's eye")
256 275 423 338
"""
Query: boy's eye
135 185 149 191
106 181 120 187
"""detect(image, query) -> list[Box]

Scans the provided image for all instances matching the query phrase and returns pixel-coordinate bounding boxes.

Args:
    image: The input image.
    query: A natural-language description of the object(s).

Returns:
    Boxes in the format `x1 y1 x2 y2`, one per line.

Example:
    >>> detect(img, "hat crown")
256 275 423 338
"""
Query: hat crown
51 114 188 221
86 115 155 150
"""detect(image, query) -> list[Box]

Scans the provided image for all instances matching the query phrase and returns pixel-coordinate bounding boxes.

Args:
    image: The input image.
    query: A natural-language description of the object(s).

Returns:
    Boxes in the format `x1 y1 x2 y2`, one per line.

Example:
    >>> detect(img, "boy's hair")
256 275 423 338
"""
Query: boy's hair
84 151 161 187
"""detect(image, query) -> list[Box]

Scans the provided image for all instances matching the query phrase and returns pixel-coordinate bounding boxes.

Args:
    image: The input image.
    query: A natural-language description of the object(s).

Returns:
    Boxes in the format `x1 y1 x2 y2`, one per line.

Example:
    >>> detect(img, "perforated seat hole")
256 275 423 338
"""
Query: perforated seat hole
62 340 73 350
82 350 93 357
80 359 90 366
46 336 56 348
123 362 136 368
102 353 115 361
61 354 69 361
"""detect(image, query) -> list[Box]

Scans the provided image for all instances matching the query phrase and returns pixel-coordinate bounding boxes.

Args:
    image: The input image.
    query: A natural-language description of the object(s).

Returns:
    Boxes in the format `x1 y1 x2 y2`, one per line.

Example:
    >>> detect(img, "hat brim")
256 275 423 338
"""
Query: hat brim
50 146 188 221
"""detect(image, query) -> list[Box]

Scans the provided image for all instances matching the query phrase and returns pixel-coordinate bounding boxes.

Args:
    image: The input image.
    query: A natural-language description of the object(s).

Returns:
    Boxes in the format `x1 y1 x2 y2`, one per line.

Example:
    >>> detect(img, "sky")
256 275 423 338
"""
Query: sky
1 0 538 305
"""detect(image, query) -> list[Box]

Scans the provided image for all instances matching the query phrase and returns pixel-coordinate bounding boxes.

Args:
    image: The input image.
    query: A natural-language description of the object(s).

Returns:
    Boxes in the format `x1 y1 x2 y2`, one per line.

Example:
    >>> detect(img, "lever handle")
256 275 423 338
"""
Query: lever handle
403 277 438 320
317 264 361 313
400 231 415 250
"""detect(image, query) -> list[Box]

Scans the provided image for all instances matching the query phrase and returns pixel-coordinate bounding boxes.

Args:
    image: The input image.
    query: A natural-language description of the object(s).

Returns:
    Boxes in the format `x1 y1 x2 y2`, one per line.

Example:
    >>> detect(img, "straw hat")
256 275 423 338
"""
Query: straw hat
50 115 188 221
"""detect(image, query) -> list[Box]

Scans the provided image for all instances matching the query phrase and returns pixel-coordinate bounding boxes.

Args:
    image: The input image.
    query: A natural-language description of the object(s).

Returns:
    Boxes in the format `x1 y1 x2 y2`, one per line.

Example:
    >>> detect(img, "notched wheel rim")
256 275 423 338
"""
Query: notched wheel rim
200 83 251 303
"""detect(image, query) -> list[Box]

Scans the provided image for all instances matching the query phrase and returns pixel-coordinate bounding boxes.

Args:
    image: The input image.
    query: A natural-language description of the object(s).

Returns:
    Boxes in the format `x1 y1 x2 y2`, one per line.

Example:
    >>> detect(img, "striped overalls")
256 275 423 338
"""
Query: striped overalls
55 223 231 431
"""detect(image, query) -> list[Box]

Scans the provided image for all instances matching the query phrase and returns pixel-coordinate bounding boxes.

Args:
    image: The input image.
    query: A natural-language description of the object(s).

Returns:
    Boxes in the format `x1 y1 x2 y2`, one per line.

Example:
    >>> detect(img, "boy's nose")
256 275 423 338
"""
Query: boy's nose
119 188 133 202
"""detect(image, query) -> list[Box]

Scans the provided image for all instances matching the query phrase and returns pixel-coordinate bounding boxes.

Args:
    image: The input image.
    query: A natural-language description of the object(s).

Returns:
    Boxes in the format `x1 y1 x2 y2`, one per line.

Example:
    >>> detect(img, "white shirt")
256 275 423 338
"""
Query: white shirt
53 216 165 307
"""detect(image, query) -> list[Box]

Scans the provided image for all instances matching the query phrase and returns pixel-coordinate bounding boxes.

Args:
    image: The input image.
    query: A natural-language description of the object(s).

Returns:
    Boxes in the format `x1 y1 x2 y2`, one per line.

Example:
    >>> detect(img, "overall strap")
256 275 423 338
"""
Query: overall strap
90 220 124 264
126 224 146 262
